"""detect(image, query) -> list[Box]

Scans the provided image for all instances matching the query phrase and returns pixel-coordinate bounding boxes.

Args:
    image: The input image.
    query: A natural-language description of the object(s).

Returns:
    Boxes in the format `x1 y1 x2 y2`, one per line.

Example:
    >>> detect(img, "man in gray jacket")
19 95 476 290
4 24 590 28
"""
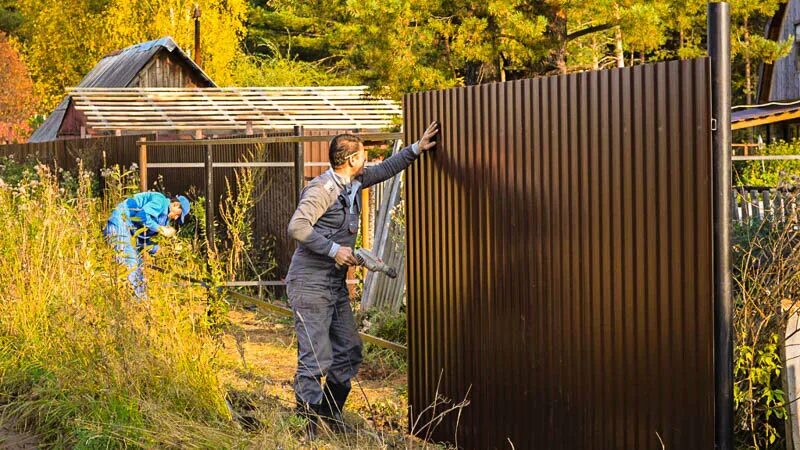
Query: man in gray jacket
286 122 439 437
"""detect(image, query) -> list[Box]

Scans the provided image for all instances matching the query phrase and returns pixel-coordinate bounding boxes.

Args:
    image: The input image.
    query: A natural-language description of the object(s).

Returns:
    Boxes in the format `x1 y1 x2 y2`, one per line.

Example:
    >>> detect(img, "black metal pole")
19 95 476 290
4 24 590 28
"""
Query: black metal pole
294 125 305 204
708 3 732 450
205 142 216 249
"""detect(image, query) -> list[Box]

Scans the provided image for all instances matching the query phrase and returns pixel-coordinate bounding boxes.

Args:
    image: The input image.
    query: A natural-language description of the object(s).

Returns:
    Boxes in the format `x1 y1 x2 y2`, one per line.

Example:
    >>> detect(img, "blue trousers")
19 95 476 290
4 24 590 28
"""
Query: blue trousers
104 220 146 299
288 278 363 406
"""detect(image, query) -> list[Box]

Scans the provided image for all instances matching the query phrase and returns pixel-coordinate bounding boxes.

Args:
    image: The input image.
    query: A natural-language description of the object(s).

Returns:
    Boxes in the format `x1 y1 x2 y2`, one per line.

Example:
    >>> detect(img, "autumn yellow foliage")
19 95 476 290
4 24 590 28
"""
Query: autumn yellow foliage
16 0 247 112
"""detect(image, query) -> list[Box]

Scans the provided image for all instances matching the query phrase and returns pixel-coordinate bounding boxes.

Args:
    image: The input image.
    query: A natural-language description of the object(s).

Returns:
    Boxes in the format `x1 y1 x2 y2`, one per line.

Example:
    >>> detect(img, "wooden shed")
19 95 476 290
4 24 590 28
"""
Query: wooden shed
28 37 215 143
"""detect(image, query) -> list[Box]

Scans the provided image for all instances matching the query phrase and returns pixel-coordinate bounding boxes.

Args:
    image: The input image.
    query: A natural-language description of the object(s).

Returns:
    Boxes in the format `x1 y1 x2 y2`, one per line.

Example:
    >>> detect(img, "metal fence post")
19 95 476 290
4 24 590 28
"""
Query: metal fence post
294 126 305 204
138 136 147 191
205 142 216 248
709 3 733 450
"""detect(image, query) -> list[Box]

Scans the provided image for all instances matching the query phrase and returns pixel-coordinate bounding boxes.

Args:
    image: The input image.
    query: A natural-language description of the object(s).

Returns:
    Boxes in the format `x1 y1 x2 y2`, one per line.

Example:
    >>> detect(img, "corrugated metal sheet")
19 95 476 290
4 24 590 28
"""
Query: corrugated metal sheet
29 37 215 142
404 59 714 449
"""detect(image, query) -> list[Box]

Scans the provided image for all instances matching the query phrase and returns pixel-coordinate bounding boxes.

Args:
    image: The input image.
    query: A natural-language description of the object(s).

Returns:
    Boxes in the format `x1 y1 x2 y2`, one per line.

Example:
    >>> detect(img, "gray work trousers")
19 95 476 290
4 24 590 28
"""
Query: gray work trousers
288 278 363 405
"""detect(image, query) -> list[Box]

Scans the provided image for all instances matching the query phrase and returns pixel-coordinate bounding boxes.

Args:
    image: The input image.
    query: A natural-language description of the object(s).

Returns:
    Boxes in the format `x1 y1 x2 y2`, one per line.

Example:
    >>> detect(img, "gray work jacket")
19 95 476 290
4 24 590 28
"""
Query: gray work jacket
286 144 420 285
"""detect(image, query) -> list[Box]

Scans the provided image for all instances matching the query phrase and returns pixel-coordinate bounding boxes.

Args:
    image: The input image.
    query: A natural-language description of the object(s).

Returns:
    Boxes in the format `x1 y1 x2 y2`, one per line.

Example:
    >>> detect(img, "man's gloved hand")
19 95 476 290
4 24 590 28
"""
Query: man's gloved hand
158 226 176 238
334 246 359 267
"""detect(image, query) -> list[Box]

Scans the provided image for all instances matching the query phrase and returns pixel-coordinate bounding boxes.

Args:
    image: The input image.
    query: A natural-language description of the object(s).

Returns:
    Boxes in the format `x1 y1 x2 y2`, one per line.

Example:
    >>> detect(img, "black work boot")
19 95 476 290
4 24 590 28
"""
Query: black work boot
296 402 324 441
321 381 352 433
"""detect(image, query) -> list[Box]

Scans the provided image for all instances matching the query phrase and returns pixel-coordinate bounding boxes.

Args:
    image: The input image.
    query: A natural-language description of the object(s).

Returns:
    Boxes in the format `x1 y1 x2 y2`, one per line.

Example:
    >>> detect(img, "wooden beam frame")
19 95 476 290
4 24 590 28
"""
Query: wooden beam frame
66 86 402 132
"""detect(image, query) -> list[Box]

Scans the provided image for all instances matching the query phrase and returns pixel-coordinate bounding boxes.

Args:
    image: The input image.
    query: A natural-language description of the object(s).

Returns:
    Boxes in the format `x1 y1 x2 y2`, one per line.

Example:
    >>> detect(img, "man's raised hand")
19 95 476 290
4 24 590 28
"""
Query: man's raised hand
418 121 440 152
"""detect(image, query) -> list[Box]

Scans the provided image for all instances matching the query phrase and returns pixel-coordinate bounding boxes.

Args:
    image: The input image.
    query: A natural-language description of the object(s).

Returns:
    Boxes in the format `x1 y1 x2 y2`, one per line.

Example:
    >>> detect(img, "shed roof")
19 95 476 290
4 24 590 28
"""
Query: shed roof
731 99 800 129
68 86 402 132
29 37 214 142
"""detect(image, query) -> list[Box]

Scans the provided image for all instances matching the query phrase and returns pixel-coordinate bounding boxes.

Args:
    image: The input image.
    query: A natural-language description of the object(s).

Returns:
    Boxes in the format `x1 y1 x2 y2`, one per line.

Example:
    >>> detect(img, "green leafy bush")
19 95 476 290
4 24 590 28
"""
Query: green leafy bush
734 140 800 187
732 189 800 449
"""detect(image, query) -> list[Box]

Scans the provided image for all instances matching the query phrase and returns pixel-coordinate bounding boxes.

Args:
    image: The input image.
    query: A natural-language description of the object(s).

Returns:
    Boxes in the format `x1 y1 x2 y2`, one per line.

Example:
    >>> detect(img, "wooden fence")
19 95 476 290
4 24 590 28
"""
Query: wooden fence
0 135 146 174
0 132 403 288
732 187 799 223
361 140 407 312
137 132 403 284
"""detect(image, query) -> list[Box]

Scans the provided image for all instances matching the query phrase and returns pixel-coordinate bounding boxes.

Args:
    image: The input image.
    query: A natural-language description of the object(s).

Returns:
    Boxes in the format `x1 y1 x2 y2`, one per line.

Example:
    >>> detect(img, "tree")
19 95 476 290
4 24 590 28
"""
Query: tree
103 0 249 86
15 0 248 113
15 0 109 111
248 0 553 96
565 0 671 70
231 43 354 87
729 0 792 104
0 33 37 143
438 0 552 81
660 0 707 60
0 0 23 36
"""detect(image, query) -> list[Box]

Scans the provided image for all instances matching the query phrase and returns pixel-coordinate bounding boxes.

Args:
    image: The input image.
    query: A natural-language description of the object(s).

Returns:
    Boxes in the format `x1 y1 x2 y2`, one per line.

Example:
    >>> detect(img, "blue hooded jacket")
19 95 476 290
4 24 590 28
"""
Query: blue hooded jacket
108 192 172 254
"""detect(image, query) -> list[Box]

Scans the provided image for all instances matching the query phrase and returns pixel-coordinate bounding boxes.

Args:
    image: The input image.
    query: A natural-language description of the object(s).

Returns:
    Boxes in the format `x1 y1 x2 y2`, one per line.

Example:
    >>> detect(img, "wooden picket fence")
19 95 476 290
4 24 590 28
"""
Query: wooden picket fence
731 186 799 223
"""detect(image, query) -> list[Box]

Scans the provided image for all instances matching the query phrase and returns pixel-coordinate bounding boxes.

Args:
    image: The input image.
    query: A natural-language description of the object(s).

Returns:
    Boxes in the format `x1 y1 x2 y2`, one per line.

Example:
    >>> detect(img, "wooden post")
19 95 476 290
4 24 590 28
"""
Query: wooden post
193 5 202 69
138 136 147 191
245 121 253 136
205 143 216 247
361 187 371 249
293 126 304 204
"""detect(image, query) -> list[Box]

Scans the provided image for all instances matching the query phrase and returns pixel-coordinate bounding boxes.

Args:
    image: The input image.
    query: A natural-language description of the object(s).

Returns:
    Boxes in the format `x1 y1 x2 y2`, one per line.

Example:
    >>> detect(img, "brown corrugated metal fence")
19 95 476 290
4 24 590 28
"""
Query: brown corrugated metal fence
404 58 714 449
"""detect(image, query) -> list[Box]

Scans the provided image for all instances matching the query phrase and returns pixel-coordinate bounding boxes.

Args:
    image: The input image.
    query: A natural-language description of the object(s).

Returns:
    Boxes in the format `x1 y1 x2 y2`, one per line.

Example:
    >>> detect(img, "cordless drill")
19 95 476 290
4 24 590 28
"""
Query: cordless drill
335 248 398 278
355 248 398 278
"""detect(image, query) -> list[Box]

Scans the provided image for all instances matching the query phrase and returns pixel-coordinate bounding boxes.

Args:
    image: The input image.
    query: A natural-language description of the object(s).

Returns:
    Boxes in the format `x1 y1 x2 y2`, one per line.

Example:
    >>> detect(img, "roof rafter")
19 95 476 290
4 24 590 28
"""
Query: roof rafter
67 87 402 131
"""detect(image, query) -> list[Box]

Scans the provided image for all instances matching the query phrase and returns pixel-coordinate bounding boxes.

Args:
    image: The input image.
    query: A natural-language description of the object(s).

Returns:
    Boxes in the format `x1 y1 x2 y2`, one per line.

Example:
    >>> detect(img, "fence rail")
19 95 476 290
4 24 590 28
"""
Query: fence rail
136 131 402 283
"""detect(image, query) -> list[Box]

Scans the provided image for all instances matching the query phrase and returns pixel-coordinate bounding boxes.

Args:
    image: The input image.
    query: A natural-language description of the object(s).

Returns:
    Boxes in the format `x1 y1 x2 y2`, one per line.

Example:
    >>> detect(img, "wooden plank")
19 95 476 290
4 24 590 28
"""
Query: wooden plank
66 86 402 134
752 189 762 219
69 86 378 92
143 132 403 146
740 189 750 221
147 162 205 168
85 123 396 129
763 191 772 220
80 114 399 121
139 137 147 190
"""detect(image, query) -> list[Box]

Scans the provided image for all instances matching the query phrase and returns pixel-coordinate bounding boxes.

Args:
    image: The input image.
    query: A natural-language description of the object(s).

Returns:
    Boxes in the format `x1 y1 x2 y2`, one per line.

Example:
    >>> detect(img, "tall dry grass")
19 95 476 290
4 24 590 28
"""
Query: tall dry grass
0 159 456 449
0 162 239 448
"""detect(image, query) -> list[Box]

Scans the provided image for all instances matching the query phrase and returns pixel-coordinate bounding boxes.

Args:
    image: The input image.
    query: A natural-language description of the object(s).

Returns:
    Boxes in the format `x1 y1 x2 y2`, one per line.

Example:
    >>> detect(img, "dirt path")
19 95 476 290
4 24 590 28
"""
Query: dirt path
219 307 409 435
0 426 38 450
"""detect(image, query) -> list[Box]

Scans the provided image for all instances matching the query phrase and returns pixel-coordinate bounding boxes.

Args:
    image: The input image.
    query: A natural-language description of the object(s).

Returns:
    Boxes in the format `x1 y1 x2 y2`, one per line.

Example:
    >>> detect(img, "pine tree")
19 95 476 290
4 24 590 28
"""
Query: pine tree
729 0 792 104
